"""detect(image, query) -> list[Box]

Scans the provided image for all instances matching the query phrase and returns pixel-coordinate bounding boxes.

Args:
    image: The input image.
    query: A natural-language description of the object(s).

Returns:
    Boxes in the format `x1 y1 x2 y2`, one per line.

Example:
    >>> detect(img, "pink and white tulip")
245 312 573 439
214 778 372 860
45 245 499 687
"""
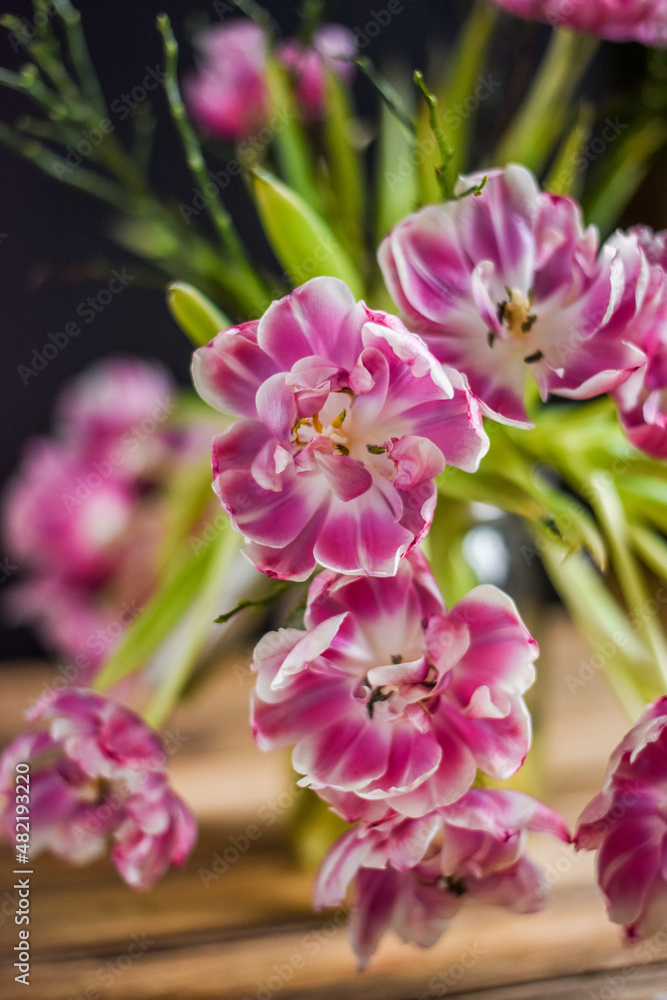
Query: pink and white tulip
55 356 175 475
192 277 488 580
315 789 570 967
0 689 197 887
379 165 645 426
251 551 537 816
488 0 667 46
184 20 271 141
277 24 357 120
613 227 667 459
575 697 667 940
2 358 184 672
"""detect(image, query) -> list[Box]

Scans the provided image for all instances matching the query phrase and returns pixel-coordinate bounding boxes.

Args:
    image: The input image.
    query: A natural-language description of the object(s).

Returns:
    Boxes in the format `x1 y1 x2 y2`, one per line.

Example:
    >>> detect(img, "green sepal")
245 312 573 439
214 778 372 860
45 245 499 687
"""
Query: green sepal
167 281 231 347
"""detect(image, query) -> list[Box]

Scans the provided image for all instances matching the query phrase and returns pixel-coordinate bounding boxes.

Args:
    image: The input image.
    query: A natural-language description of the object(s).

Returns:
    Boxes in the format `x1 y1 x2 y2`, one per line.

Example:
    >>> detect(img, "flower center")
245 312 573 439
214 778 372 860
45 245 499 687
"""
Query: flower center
490 288 544 364
365 660 437 719
437 874 467 896
292 389 391 467
498 288 536 339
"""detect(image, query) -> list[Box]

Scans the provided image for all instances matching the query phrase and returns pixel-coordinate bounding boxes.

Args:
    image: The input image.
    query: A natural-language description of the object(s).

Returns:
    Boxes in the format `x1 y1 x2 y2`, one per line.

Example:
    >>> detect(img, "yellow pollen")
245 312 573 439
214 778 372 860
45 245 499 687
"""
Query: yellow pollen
500 288 536 338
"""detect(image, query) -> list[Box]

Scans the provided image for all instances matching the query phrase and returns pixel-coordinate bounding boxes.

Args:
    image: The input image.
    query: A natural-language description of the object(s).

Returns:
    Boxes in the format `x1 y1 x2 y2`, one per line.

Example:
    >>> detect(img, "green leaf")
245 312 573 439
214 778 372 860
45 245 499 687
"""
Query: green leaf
167 281 230 347
265 57 323 213
584 118 667 236
322 69 365 267
375 68 417 244
437 466 547 520
414 97 444 204
630 523 667 584
544 103 594 198
536 528 653 714
143 523 242 728
250 166 363 297
618 475 667 535
495 30 598 174
95 528 224 693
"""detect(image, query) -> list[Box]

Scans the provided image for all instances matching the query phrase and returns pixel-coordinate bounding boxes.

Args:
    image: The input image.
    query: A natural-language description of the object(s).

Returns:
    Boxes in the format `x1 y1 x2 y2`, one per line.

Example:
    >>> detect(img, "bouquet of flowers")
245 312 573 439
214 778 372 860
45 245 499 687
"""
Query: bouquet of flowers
2 0 667 974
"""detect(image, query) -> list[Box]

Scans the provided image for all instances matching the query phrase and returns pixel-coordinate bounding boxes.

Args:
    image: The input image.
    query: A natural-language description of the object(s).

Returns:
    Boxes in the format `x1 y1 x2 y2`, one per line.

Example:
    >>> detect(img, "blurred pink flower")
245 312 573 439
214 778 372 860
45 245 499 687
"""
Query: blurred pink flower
184 20 271 141
0 688 196 887
613 227 667 459
379 164 645 426
278 23 357 120
575 697 667 940
489 0 667 45
251 551 537 816
3 358 182 674
315 788 570 967
192 277 488 581
55 356 175 475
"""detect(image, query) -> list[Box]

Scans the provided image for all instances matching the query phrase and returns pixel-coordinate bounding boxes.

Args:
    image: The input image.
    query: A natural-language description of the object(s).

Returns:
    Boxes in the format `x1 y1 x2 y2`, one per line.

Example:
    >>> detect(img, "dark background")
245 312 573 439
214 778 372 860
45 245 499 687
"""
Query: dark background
0 0 663 658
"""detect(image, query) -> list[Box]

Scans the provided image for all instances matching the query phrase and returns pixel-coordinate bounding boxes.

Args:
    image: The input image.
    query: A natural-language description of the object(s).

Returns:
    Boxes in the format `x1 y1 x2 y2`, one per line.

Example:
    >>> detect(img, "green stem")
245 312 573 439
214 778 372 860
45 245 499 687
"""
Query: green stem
495 29 599 173
0 122 136 213
536 525 648 719
413 70 453 199
25 37 84 108
57 0 109 118
0 64 70 120
214 582 291 624
355 56 415 138
156 16 251 268
588 472 667 690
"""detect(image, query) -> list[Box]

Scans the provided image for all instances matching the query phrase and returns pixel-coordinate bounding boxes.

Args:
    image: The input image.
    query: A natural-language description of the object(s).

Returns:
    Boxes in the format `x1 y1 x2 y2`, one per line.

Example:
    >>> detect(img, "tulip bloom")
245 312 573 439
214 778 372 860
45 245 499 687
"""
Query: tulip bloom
379 165 645 426
315 789 570 967
251 551 537 817
184 21 271 141
0 689 197 887
192 277 488 581
488 0 667 45
2 358 187 672
575 697 667 940
277 23 357 120
613 227 667 459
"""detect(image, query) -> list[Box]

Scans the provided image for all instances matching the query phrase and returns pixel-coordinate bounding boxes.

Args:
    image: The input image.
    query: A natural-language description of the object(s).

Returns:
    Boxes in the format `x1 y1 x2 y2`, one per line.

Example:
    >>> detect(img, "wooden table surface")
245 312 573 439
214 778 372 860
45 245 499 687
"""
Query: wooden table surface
2 609 667 1000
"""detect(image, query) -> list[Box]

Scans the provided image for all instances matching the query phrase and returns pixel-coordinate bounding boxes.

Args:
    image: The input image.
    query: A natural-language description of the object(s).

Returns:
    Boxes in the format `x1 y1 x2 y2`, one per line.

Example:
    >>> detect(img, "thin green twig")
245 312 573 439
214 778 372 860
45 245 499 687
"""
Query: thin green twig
157 14 252 268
